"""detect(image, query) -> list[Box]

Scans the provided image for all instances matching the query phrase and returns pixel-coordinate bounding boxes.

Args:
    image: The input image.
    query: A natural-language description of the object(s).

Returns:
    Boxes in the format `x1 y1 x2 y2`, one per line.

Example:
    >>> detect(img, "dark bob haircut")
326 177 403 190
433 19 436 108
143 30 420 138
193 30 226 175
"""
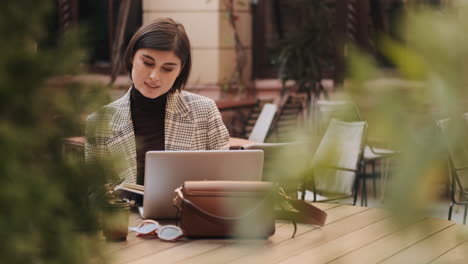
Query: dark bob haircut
124 18 191 93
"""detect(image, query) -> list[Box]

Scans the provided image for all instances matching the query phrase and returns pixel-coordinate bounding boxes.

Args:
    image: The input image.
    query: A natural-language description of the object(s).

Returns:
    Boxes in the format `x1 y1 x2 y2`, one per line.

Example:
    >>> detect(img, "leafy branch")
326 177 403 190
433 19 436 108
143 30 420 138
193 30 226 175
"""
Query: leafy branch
223 0 247 93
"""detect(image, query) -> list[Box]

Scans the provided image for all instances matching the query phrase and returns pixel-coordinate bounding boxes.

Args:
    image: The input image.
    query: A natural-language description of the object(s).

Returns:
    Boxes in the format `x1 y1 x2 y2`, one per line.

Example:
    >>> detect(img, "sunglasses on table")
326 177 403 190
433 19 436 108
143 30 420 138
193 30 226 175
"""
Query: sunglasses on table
129 219 184 242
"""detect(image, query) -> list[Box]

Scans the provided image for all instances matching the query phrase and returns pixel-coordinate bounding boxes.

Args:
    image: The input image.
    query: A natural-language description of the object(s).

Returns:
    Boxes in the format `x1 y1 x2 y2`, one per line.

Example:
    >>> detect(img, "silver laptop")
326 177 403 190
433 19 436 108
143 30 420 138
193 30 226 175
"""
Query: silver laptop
141 150 264 219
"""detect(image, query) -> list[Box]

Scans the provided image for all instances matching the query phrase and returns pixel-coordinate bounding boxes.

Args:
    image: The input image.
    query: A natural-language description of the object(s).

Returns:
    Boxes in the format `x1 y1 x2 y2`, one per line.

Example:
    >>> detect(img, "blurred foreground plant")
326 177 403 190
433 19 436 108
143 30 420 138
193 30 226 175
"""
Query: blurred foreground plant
0 1 113 263
347 1 468 224
265 2 468 229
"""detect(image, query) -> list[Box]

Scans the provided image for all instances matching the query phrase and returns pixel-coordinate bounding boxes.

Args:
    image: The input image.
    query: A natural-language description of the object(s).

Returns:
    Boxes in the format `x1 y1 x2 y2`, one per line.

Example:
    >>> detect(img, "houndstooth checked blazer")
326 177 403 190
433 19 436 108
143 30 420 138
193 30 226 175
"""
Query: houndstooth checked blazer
85 87 230 184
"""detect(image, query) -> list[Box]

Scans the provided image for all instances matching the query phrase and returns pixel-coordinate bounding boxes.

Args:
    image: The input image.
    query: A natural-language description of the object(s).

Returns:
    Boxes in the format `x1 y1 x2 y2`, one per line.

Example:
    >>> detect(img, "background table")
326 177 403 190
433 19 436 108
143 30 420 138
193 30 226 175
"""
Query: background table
105 203 468 264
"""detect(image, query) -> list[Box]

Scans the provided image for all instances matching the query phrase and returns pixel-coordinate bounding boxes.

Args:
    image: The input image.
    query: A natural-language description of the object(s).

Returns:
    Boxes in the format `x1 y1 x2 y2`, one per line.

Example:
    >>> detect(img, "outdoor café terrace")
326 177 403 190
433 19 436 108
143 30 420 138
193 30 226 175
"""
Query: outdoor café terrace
4 1 468 263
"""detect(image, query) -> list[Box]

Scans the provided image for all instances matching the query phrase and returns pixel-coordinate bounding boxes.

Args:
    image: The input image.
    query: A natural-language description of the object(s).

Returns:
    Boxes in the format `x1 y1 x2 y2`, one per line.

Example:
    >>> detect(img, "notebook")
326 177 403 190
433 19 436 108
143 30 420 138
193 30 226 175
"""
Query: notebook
141 150 264 219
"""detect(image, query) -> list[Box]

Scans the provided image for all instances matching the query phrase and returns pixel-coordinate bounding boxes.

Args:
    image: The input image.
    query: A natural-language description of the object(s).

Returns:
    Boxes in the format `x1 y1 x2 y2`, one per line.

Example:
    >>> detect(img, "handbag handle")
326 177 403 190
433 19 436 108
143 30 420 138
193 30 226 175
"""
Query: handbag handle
275 187 327 226
174 186 327 226
173 187 274 221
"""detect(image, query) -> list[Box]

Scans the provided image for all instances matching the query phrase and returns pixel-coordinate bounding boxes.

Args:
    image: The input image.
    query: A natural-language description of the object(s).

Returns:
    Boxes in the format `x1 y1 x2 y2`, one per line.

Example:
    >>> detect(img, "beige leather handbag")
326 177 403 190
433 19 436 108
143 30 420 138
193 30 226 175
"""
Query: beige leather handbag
173 181 327 239
173 181 275 238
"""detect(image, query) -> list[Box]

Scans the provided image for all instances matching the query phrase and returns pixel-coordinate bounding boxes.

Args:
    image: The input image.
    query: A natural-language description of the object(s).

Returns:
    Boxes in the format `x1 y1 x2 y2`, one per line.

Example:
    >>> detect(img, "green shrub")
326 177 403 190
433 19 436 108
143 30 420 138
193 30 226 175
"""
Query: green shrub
0 1 112 263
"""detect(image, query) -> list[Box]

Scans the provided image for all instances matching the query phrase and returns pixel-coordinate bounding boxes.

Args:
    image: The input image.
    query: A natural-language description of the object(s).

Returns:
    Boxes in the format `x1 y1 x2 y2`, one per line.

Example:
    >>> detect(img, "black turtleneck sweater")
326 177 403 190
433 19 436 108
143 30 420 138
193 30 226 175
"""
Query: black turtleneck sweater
130 87 167 185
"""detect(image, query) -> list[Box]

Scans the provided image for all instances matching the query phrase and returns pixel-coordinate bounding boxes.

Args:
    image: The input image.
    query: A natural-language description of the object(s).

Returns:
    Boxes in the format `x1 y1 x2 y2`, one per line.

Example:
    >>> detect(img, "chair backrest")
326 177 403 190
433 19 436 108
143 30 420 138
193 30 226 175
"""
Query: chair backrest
437 118 468 195
241 98 274 139
311 119 367 197
248 103 278 143
315 100 362 134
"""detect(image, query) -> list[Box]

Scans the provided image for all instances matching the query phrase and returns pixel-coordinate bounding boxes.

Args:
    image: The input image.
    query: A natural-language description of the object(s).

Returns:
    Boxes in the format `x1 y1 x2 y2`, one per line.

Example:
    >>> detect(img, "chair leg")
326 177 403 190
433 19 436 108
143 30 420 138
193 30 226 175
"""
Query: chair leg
361 164 368 207
448 201 454 221
372 161 377 198
464 204 468 225
353 177 360 205
353 177 359 206
363 175 368 206
353 170 360 206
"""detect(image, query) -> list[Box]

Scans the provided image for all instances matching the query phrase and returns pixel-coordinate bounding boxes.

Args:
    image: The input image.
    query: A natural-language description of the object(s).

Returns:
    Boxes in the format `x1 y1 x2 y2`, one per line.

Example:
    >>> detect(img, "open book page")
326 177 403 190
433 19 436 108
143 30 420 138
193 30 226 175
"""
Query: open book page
114 183 144 196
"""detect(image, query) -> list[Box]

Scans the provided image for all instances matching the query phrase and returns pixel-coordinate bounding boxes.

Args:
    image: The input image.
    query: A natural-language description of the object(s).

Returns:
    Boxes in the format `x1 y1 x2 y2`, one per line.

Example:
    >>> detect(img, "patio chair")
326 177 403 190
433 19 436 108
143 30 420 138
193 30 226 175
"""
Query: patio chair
302 119 367 205
248 103 278 143
315 100 397 205
241 98 274 139
437 118 468 224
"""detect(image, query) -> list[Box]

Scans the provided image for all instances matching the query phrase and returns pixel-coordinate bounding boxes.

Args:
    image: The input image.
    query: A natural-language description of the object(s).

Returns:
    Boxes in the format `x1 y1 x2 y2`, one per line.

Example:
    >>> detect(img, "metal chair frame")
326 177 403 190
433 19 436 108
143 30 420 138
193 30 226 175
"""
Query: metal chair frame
301 119 367 206
447 162 468 224
437 117 468 224
315 100 397 206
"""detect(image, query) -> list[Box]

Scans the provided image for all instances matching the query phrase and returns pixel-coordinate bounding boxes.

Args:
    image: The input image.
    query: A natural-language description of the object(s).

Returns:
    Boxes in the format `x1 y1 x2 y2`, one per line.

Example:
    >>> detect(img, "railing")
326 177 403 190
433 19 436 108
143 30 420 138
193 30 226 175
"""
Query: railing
216 99 258 138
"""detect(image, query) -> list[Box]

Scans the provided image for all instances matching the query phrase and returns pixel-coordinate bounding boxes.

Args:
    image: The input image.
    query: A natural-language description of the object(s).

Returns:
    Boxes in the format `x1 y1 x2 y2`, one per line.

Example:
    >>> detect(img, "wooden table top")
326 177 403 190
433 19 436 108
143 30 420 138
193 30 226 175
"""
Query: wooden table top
105 203 468 264
228 137 258 149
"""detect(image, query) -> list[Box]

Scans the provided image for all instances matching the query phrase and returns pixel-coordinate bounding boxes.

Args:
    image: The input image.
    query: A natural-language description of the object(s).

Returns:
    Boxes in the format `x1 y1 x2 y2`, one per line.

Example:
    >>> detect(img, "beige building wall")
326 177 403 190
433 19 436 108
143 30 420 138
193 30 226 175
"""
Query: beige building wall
142 0 252 87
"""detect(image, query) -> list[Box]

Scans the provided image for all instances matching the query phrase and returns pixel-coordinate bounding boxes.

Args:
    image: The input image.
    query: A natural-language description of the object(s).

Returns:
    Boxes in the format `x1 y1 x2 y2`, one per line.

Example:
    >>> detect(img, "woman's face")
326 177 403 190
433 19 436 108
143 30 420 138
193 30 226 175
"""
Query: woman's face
131 48 182 99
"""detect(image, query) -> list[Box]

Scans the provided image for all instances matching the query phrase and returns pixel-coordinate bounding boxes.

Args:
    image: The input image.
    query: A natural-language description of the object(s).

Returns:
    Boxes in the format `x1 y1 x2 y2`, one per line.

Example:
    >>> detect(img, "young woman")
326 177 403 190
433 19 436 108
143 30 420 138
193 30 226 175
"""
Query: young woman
85 18 230 185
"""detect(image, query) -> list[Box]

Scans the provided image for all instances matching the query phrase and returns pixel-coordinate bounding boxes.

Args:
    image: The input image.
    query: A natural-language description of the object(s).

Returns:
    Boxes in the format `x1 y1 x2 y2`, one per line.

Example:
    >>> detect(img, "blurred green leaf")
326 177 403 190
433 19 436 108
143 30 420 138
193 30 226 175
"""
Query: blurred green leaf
0 1 112 263
345 3 468 227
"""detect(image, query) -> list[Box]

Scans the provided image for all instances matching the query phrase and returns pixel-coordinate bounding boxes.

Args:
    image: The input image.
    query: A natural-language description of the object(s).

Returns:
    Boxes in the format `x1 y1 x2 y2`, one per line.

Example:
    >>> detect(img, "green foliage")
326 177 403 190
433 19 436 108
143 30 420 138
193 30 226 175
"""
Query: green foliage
0 1 112 263
347 2 468 224
271 0 335 97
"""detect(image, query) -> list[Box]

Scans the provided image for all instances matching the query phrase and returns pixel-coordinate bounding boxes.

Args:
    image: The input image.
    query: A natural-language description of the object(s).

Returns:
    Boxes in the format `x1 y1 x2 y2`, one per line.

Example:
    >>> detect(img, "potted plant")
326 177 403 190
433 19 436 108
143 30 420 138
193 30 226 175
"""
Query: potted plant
272 0 335 104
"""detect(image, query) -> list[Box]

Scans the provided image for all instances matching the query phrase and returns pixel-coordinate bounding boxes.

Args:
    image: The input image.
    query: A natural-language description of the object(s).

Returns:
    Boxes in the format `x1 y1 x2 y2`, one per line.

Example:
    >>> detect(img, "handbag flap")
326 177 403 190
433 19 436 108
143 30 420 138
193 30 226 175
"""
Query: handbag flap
183 181 273 196
176 181 276 238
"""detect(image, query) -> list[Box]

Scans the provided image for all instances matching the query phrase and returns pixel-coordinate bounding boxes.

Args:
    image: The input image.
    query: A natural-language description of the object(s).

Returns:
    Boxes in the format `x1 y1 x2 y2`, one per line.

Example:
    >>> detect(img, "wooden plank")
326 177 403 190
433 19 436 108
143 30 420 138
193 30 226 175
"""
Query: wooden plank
432 241 468 264
106 202 338 257
108 203 359 263
329 217 455 264
321 204 371 224
108 203 330 256
279 216 406 264
178 205 355 264
113 224 289 264
116 221 286 264
311 202 341 211
104 204 468 264
106 232 143 253
380 224 467 264
176 223 301 264
110 240 187 264
127 239 231 264
228 207 389 264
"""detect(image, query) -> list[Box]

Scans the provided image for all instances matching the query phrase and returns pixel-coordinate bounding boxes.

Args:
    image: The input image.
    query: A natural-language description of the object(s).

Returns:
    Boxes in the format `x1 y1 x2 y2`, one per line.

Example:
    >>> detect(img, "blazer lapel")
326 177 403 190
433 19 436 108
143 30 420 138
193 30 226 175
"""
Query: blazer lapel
165 91 195 150
103 88 195 182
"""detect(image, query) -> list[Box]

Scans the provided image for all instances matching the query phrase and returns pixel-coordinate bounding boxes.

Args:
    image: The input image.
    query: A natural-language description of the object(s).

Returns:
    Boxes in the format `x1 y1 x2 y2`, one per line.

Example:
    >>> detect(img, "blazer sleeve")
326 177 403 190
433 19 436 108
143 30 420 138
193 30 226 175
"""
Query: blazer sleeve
85 113 100 164
206 99 230 150
84 110 111 166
